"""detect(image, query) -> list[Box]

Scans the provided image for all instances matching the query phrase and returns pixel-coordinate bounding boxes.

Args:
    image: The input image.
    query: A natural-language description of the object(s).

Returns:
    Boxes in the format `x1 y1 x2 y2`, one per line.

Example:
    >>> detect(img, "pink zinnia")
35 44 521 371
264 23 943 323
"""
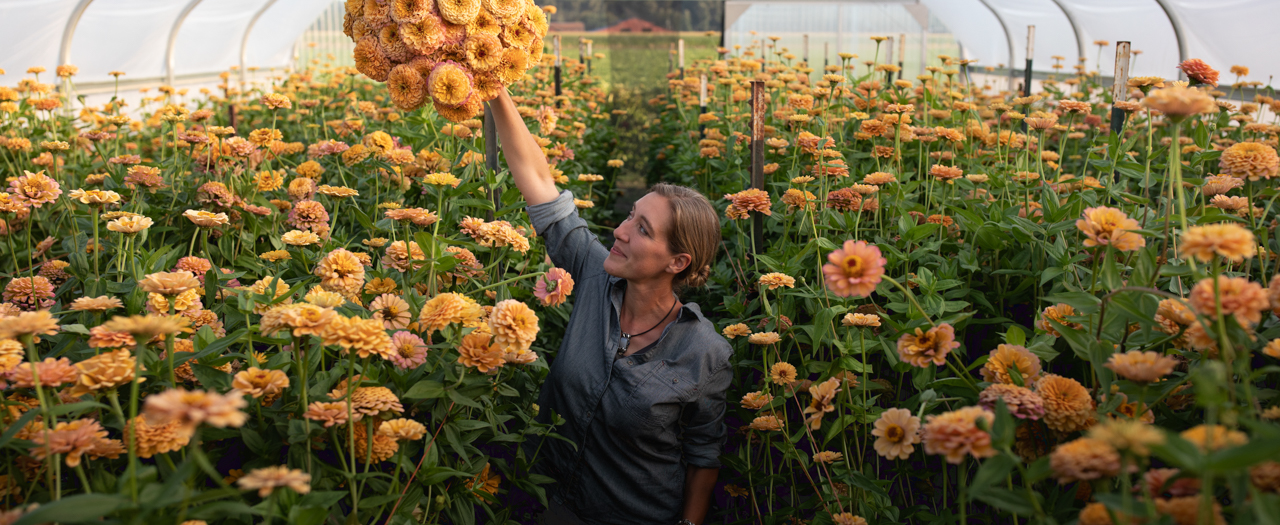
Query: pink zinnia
388 331 429 369
174 256 213 276
822 240 886 298
9 170 62 208
3 276 57 311
534 268 575 307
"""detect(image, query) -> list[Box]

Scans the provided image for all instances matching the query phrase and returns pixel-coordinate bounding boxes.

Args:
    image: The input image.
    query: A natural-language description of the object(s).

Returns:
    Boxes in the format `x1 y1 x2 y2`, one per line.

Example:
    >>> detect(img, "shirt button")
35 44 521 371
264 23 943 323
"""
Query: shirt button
672 378 678 383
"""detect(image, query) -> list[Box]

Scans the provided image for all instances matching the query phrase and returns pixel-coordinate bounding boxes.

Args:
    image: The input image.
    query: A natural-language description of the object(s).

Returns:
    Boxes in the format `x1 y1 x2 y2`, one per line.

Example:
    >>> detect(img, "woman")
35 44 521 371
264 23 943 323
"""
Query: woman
491 87 733 525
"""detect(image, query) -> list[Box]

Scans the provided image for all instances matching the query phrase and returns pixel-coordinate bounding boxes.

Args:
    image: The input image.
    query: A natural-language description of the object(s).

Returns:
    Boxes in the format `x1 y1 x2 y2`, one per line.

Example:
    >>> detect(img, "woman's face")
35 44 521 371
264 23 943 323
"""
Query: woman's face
604 193 690 283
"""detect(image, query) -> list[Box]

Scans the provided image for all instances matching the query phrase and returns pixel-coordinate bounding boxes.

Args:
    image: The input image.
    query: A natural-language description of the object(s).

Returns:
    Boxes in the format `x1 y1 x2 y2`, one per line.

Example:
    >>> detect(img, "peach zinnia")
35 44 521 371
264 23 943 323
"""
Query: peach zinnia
1036 374 1095 433
489 299 539 352
979 344 1042 385
1076 206 1144 252
457 333 505 373
896 323 959 368
922 406 995 464
1219 142 1279 180
1049 437 1120 484
871 408 921 460
822 240 886 298
237 466 311 497
1179 223 1256 263
388 331 429 369
1105 350 1177 383
1188 275 1269 326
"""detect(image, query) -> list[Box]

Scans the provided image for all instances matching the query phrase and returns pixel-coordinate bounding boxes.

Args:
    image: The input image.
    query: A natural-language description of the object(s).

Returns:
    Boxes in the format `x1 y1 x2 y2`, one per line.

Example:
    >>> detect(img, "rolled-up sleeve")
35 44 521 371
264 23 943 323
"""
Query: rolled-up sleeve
526 190 609 281
679 356 733 468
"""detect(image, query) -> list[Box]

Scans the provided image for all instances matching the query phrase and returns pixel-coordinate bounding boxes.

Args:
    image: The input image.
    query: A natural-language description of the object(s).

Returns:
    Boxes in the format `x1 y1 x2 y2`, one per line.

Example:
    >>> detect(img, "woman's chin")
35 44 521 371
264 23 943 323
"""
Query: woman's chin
602 256 626 278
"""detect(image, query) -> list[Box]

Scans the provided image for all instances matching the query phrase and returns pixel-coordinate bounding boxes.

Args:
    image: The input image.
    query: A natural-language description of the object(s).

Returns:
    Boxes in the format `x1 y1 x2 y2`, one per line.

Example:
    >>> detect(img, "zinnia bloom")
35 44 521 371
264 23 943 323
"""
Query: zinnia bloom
802 378 841 430
725 189 772 215
978 384 1046 420
303 401 355 427
1050 437 1120 484
1219 142 1279 180
770 361 797 385
1143 85 1216 118
184 210 230 228
320 316 395 360
1179 223 1257 263
1178 58 1219 86
3 276 56 311
0 310 60 339
457 332 505 373
9 170 62 207
722 323 751 339
749 415 783 431
842 313 881 327
143 388 249 437
315 249 366 296
490 299 539 352
979 344 1042 385
534 268 574 307
758 272 796 290
822 240 886 298
896 323 959 368
872 408 921 460
1105 350 1177 383
1038 303 1082 336
389 331 429 369
1180 424 1248 452
67 349 137 396
237 466 311 497
922 406 994 464
370 294 412 329
29 418 109 468
380 418 428 441
418 292 484 334
138 271 200 296
1188 275 1269 326
749 332 781 345
1036 374 1095 433
740 391 773 410
231 367 290 400
1076 206 1144 251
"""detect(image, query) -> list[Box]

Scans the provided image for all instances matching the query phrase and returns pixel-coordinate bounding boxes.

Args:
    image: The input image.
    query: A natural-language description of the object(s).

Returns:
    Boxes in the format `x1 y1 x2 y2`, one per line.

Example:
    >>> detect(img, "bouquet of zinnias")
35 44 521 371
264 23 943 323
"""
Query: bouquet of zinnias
343 0 549 121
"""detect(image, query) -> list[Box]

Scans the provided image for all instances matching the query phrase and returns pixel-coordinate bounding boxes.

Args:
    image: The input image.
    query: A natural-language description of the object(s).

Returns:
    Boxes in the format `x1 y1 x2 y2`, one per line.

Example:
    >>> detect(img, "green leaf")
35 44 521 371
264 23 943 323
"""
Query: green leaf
968 454 1016 495
404 380 446 399
1206 439 1280 473
1042 291 1101 313
14 494 129 525
1004 325 1026 346
971 487 1036 516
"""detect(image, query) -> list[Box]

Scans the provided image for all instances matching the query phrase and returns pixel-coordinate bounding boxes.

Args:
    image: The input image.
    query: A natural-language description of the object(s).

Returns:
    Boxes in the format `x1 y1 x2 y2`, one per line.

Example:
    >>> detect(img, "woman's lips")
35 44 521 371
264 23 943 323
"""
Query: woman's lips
610 245 626 258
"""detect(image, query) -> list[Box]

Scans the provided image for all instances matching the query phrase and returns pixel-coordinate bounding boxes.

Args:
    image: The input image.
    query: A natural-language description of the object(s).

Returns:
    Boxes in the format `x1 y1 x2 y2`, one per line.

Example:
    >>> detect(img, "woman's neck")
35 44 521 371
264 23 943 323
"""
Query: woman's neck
621 278 678 324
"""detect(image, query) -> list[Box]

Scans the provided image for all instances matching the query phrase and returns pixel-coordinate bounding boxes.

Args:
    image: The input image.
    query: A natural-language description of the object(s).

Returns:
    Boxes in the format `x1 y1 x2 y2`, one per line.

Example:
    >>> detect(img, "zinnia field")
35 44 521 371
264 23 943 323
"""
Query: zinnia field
1 5 1280 524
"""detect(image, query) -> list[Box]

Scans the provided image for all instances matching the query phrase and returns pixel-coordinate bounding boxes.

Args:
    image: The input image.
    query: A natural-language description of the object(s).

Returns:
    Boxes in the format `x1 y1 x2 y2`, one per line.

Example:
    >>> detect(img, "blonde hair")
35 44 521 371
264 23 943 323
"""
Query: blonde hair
648 183 720 291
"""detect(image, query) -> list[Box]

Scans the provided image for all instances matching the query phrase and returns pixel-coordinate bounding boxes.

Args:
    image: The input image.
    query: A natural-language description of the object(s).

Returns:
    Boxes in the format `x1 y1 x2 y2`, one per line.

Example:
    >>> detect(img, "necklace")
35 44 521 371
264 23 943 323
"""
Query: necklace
617 294 678 356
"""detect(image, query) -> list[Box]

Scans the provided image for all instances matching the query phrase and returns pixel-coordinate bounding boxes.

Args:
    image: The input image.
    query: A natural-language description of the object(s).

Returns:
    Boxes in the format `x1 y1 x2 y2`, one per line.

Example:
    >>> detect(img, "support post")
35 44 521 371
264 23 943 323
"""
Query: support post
749 80 765 254
897 32 905 79
698 74 708 137
586 40 593 75
884 36 894 86
803 34 809 65
1110 41 1131 136
484 102 500 221
678 38 685 79
824 41 829 69
553 35 562 104
1021 25 1034 132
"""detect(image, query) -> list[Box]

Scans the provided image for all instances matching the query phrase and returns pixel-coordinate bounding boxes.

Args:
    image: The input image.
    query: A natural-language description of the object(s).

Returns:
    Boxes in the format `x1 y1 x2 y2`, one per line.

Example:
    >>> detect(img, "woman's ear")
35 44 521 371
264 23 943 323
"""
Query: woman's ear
668 253 692 276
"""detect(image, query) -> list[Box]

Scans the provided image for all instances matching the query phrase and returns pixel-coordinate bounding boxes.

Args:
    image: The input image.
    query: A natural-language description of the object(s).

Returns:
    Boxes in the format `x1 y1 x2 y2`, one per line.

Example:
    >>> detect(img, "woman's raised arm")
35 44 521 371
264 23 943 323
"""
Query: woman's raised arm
490 88 560 207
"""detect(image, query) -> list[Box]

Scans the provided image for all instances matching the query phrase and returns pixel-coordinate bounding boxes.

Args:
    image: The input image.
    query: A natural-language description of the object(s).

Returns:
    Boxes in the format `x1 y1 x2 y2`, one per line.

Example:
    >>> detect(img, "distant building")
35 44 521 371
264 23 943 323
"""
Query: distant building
595 18 670 33
548 21 586 32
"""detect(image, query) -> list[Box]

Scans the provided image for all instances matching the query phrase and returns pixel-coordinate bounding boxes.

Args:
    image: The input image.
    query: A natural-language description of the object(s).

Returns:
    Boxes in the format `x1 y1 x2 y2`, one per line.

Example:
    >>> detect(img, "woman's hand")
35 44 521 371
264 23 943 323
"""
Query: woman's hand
489 88 560 206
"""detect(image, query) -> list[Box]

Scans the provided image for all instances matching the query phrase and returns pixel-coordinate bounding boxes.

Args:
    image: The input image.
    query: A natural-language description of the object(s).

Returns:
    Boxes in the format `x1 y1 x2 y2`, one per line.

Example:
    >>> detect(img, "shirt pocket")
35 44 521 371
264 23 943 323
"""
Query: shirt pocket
626 361 695 431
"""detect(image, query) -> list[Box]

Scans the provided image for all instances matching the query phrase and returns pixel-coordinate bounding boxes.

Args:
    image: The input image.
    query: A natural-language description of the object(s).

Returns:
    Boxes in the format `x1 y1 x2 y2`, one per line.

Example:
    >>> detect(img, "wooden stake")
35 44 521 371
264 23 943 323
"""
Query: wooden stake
897 32 905 79
698 74 708 136
824 41 829 69
678 38 685 78
1110 41 1132 135
1021 25 1034 132
483 102 499 221
750 80 765 254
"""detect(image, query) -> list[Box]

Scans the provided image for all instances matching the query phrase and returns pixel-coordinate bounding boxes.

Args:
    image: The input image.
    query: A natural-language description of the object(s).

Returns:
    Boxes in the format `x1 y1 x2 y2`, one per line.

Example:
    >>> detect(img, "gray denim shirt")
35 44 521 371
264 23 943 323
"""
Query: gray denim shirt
523 190 733 524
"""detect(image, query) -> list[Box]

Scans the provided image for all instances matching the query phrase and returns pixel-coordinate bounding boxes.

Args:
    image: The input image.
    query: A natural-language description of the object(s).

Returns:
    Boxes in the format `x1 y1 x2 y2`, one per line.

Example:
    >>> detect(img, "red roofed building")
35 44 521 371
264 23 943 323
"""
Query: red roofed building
595 17 669 33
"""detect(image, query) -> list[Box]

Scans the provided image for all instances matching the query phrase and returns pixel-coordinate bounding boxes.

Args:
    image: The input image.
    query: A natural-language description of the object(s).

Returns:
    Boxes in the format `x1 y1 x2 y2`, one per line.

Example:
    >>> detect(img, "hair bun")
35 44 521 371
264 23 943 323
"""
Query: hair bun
683 264 711 289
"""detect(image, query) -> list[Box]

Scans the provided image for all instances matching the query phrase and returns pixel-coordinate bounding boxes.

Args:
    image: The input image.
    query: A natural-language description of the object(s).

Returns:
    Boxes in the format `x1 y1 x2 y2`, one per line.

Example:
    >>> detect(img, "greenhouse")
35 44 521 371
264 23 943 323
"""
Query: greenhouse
1 0 1280 524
